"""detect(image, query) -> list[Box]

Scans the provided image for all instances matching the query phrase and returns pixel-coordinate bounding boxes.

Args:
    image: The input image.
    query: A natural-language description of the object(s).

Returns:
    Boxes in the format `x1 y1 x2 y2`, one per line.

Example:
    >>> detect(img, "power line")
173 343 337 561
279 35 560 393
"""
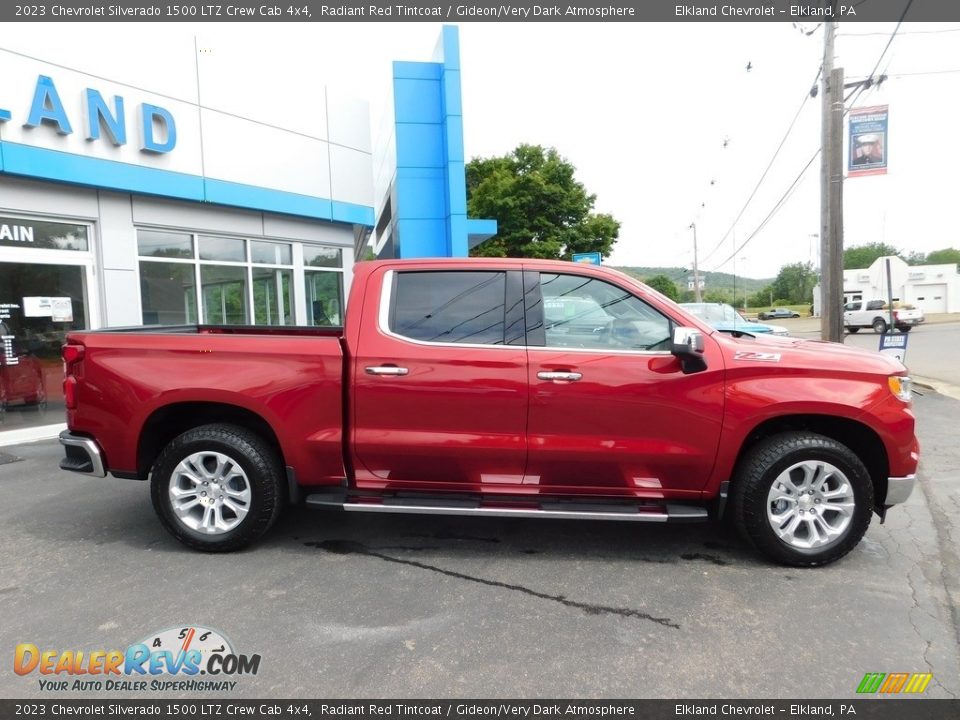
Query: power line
706 150 821 273
889 68 960 77
863 0 915 85
697 64 822 268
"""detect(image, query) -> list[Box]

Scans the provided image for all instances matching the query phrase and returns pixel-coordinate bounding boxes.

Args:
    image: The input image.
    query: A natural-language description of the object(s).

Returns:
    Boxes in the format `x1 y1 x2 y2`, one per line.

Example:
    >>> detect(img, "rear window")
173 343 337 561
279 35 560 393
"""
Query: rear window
391 271 506 345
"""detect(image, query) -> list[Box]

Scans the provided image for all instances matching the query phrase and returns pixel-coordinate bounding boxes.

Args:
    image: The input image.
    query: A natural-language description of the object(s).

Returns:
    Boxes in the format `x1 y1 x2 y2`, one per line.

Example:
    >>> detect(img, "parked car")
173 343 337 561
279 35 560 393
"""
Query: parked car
843 299 925 334
680 303 789 336
59 259 918 567
758 307 801 320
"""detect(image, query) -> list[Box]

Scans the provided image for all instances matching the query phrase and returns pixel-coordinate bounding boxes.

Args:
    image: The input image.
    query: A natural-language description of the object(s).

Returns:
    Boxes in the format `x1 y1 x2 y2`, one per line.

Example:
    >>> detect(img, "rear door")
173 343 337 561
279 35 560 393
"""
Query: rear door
524 270 725 499
351 267 528 490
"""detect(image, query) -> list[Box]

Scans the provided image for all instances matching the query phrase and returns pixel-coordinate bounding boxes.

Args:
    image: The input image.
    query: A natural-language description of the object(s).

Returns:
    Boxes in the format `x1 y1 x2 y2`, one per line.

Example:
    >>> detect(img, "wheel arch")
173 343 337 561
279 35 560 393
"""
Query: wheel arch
137 402 286 484
731 414 889 511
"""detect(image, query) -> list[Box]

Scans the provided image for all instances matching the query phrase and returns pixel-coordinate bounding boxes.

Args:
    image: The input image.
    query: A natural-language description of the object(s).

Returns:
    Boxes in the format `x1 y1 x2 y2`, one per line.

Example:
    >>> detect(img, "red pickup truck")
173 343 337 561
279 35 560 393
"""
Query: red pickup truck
59 259 919 566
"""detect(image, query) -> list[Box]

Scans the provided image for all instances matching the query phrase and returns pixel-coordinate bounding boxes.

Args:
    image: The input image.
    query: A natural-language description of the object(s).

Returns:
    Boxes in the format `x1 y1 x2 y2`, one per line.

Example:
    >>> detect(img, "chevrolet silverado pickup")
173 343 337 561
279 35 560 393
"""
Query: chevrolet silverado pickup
59 259 919 566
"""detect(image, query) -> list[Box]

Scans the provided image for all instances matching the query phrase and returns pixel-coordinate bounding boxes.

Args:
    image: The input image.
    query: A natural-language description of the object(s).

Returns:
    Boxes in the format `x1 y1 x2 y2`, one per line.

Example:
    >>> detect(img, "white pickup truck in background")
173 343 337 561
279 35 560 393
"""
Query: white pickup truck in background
843 299 926 334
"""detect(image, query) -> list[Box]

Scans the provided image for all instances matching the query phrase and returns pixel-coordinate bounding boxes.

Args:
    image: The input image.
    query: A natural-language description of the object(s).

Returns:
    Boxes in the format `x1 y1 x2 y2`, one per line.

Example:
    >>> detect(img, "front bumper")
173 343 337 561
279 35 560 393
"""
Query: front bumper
59 431 107 478
884 474 916 505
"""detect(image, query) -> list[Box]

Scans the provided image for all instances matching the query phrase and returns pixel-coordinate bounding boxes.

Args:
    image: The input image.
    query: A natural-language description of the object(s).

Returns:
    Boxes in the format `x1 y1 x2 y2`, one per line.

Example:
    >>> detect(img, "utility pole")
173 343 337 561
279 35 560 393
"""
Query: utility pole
690 222 702 302
820 18 845 342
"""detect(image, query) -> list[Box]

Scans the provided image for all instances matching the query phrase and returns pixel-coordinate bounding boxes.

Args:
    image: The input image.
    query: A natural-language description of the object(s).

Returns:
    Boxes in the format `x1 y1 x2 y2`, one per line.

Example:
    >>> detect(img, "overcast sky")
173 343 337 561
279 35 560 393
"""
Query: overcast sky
12 21 960 278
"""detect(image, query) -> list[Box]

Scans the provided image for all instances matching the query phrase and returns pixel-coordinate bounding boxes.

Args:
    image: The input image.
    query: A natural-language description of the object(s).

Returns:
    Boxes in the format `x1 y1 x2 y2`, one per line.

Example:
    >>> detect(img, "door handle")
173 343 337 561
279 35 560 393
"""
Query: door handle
365 366 409 376
537 371 582 382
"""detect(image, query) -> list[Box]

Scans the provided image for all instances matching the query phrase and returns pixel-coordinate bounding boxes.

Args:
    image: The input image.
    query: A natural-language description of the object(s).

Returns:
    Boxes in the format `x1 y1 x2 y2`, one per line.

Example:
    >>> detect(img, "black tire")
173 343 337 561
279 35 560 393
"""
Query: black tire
872 317 887 334
791 313 800 318
150 423 284 552
730 432 873 567
898 326 912 333
846 327 860 334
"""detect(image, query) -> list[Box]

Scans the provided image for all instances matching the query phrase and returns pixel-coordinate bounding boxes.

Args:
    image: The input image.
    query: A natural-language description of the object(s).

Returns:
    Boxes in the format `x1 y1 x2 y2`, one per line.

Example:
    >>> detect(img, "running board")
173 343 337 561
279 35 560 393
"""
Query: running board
305 493 708 523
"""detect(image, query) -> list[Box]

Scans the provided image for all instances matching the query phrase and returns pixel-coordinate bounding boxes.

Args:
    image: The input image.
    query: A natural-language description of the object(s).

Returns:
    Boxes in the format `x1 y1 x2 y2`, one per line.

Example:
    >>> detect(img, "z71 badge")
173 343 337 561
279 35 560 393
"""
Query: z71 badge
733 351 782 362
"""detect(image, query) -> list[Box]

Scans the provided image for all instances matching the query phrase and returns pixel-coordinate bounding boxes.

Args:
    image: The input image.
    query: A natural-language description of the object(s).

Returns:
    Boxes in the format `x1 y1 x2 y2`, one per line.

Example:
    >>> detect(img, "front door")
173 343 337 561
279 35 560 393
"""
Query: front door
352 267 528 491
524 271 725 499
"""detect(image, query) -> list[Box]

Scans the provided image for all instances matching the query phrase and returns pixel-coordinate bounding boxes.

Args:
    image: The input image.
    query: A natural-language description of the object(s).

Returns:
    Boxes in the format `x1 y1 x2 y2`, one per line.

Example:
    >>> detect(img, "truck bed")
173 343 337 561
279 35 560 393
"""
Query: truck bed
64 325 347 486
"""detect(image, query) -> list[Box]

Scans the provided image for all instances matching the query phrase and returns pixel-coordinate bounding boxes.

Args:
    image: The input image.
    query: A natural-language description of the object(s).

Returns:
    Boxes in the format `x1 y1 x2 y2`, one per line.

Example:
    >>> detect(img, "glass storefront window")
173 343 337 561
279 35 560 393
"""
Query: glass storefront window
252 268 293 325
139 262 197 324
1 261 88 430
306 271 343 326
137 230 193 259
201 265 248 324
199 235 246 262
304 246 342 268
0 216 89 252
251 241 292 265
137 230 345 327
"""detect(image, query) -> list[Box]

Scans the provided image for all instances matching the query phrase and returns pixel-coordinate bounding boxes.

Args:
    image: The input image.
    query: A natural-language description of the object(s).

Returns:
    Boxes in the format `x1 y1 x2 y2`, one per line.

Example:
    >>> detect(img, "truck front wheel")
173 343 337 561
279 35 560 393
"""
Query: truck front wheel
730 432 873 566
150 424 284 552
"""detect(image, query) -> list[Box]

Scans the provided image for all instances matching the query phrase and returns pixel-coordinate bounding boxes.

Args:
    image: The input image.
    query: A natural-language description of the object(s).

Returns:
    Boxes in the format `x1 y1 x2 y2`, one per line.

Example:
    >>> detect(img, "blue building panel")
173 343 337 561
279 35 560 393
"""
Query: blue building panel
440 69 463 117
397 218 448 257
439 26 461 71
442 115 465 164
1 141 204 201
392 61 441 80
331 201 375 226
445 161 467 216
393 78 442 124
447 215 468 257
395 123 445 169
385 25 496 259
397 174 447 219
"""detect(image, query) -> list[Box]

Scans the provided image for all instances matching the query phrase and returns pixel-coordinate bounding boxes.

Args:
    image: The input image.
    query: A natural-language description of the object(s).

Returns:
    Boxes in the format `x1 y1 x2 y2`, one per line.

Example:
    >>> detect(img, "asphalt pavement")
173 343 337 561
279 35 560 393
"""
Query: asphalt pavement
1 392 959 699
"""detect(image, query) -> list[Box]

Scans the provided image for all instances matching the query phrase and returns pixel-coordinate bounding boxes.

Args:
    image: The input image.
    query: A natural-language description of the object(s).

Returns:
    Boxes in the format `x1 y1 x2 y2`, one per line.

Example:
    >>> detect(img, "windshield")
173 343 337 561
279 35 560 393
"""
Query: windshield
681 303 742 324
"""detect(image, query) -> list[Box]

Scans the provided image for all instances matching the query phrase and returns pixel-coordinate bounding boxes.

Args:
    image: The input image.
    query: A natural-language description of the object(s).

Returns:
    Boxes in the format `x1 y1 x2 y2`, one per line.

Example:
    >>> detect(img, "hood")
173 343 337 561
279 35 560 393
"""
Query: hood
714 331 906 375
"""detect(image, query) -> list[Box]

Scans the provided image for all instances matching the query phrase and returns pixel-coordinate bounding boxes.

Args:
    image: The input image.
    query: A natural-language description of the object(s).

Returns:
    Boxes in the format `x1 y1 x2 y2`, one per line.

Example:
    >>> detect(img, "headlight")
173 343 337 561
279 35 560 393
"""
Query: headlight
888 375 913 402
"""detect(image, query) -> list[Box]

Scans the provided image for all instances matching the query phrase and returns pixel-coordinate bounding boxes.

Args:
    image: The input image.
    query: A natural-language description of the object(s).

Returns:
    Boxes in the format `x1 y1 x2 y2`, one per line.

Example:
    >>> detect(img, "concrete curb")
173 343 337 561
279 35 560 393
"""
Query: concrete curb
0 423 66 448
912 376 960 402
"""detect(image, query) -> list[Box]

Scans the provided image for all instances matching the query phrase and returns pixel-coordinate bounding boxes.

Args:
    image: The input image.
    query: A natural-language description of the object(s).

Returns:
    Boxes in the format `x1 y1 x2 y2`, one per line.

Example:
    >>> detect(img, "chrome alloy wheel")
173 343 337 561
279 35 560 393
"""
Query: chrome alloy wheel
168 451 251 535
766 460 855 550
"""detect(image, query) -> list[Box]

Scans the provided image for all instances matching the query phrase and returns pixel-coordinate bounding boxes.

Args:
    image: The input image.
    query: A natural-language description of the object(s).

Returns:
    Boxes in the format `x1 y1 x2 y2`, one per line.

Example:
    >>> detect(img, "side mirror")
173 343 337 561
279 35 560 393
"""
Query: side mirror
671 327 707 374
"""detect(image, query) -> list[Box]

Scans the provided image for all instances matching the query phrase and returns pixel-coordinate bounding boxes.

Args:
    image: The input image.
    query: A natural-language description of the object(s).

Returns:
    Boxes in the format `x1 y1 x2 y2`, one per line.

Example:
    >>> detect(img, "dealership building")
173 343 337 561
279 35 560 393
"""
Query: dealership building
0 25 493 439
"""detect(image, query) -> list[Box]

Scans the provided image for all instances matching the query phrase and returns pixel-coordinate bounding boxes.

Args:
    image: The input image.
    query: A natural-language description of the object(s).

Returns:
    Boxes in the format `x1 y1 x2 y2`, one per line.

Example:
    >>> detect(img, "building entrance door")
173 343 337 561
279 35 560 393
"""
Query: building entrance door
0 262 90 430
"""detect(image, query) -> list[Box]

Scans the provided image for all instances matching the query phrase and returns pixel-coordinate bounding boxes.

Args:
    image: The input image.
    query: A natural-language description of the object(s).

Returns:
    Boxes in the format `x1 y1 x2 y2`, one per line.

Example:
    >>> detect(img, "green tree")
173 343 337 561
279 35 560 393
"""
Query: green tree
467 144 620 260
643 274 679 301
843 242 902 269
747 285 776 309
925 248 960 269
772 262 817 304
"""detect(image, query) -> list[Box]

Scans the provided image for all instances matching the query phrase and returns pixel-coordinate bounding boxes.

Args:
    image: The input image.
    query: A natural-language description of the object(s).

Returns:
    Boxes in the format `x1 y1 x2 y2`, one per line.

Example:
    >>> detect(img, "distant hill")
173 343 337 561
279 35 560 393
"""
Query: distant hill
613 266 773 297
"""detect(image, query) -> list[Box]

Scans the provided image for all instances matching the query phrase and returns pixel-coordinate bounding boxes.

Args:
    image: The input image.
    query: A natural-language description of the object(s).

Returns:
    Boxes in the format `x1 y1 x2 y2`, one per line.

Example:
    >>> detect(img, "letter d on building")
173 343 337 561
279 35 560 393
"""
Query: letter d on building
140 103 177 153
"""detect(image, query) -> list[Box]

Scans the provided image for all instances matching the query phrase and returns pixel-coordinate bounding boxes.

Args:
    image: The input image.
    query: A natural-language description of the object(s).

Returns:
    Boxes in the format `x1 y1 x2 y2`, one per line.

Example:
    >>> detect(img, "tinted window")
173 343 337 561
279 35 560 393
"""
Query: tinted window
392 271 506 345
538 273 672 351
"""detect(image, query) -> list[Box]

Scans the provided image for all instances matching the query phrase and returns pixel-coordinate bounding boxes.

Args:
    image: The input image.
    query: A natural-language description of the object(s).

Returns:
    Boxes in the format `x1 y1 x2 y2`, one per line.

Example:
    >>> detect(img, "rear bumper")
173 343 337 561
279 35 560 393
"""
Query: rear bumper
884 474 916 505
59 431 107 478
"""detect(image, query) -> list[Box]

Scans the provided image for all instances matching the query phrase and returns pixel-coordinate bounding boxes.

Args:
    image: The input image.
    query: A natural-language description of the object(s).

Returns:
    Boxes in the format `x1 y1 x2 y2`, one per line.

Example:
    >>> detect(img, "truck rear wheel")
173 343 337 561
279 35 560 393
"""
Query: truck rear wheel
730 432 873 566
150 424 283 552
872 318 887 333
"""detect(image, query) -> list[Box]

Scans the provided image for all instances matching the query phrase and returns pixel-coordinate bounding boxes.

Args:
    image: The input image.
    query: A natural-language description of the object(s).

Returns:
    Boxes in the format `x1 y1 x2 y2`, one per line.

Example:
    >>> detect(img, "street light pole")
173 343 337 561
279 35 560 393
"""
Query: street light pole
690 222 702 303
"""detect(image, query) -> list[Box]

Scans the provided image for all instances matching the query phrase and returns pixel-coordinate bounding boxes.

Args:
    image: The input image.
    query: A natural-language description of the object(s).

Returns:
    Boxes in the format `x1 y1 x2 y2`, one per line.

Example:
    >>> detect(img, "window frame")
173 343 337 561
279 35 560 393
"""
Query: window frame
136 227 344 327
380 269 518 349
529 271 675 355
